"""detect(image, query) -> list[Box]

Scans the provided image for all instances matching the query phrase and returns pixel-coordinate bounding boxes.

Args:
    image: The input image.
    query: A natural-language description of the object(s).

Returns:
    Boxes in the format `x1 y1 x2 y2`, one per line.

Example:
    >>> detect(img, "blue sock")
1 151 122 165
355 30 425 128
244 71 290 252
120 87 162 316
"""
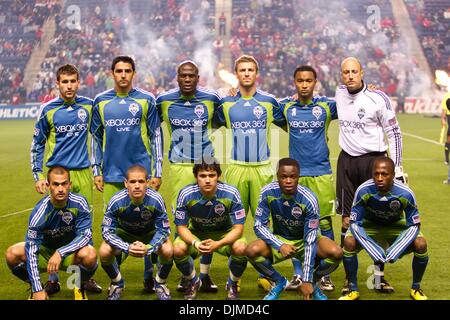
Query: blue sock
48 272 59 282
157 258 173 280
343 250 358 291
320 217 335 241
412 252 429 290
251 256 284 283
199 254 212 280
79 262 98 283
11 262 29 282
228 256 247 278
144 255 154 281
176 257 195 277
291 257 303 277
101 259 120 281
315 258 340 279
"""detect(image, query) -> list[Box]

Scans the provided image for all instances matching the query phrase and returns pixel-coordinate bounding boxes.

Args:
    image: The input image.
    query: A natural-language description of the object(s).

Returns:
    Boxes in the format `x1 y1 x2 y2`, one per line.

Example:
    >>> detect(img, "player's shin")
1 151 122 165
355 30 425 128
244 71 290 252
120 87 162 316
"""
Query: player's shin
412 251 429 290
101 258 122 285
250 256 284 283
11 262 29 282
79 261 98 284
143 255 154 281
156 256 173 281
343 249 358 291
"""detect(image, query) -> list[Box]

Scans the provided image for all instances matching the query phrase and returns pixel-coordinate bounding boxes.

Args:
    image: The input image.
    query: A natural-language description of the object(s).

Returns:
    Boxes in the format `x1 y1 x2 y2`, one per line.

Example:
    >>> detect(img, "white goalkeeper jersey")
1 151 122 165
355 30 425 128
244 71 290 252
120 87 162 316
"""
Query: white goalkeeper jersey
335 83 402 166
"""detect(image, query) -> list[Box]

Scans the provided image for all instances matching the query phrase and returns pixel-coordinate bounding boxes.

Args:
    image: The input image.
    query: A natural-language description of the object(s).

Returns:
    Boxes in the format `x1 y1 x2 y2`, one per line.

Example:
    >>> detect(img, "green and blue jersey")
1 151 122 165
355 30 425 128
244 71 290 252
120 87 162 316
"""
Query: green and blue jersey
156 87 221 163
254 182 320 282
102 188 170 255
350 180 421 262
279 95 337 176
215 90 284 164
25 193 92 292
174 182 246 233
31 96 93 181
91 88 162 183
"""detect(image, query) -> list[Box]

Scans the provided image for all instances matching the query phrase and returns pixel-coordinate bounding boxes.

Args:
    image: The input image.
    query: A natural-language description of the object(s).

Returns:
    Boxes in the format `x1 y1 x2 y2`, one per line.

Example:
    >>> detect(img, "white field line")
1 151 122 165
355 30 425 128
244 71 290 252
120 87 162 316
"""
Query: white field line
402 131 444 146
0 207 33 219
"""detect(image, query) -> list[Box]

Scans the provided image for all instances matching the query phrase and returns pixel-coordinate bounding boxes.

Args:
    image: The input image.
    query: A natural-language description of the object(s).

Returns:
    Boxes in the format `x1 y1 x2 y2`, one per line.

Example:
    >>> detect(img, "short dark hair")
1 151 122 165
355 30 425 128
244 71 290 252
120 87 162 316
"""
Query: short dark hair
47 166 70 182
111 55 136 71
193 158 222 177
126 164 148 180
277 157 300 173
373 156 395 174
293 65 317 79
56 64 79 81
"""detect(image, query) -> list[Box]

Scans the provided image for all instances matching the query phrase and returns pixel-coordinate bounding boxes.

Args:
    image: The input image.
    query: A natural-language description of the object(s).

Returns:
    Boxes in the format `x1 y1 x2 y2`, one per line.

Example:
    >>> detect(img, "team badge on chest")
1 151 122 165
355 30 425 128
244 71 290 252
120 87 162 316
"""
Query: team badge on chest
389 200 401 211
194 105 205 118
253 106 263 119
129 103 139 117
312 106 322 120
60 211 73 225
141 209 152 220
77 109 87 122
291 206 303 219
357 107 365 119
214 203 225 215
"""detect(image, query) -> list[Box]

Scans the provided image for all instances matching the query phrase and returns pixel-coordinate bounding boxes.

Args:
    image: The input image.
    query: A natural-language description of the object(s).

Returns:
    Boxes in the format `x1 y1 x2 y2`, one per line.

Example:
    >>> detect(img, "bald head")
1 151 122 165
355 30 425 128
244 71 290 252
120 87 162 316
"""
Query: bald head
341 57 364 92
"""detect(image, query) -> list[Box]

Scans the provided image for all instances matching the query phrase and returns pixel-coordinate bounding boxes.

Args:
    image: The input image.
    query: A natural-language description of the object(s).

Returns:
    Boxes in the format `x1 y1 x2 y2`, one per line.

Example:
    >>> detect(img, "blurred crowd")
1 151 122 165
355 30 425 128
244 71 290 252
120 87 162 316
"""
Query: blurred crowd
0 0 448 105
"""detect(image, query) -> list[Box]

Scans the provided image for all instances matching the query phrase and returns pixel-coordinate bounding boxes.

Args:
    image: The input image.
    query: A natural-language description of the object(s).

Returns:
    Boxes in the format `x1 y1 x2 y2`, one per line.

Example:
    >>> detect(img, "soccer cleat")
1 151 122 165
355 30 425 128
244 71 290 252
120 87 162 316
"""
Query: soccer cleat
154 282 171 300
199 274 218 293
176 276 189 292
312 284 328 300
184 278 201 300
225 278 242 293
143 277 155 293
374 278 395 294
263 277 287 300
44 280 61 295
107 284 124 300
82 278 102 293
410 288 428 300
286 274 302 291
319 275 335 292
226 282 240 300
338 290 360 300
74 287 88 300
341 279 350 295
257 276 275 292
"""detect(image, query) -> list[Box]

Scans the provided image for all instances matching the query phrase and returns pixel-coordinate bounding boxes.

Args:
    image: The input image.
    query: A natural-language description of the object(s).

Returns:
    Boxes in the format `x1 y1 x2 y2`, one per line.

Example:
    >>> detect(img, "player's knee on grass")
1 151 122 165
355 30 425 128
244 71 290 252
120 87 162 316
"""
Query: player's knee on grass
75 245 97 268
230 241 247 257
413 237 427 254
173 242 189 259
5 242 25 266
343 236 356 252
158 240 174 260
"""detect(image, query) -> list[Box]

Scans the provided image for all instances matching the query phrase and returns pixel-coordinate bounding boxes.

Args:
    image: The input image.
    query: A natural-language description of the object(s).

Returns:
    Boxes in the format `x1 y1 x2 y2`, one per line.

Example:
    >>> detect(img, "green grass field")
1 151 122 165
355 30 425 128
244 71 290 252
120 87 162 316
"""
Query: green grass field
0 114 448 300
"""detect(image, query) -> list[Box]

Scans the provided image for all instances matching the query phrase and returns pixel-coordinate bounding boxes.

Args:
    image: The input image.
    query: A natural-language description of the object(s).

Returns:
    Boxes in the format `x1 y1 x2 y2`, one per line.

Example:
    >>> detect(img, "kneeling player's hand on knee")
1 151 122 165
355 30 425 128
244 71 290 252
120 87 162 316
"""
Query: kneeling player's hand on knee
129 242 147 257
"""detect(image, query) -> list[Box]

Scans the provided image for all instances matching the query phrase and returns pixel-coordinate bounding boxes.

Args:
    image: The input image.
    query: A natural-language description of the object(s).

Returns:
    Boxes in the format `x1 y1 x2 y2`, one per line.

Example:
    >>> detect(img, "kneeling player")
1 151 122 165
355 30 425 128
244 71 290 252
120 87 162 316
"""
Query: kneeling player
339 157 428 300
99 165 173 300
5 166 98 300
246 158 342 300
173 159 248 300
